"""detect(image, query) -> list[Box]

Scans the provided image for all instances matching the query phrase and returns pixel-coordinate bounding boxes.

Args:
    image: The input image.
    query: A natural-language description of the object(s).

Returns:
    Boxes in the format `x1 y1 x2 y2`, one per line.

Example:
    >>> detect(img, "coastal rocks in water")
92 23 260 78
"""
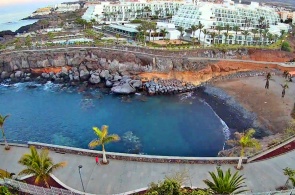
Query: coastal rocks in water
144 79 195 95
113 74 122 81
1 71 10 79
130 80 142 88
79 65 90 81
100 70 110 79
106 80 113 87
89 72 101 84
111 81 136 94
14 71 23 78
41 73 50 79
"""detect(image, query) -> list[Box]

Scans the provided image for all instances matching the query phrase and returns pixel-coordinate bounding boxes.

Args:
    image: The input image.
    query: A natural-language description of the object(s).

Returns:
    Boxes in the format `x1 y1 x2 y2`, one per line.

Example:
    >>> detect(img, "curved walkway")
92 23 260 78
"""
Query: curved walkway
0 145 294 194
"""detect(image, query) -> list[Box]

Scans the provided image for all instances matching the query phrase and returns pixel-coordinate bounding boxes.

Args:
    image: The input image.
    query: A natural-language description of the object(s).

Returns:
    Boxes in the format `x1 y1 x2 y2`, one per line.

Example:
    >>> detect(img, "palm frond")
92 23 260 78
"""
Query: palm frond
104 134 120 144
101 125 109 138
88 139 102 149
18 146 66 187
92 127 103 138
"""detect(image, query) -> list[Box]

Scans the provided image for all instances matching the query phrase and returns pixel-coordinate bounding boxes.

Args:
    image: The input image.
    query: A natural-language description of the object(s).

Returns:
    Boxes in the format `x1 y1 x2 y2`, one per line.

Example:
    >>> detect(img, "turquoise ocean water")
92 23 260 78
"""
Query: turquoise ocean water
0 82 229 157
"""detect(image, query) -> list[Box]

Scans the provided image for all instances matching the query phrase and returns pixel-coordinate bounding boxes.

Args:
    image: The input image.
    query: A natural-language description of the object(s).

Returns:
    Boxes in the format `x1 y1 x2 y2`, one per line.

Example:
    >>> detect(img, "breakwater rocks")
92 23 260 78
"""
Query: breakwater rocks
1 68 195 95
144 79 195 95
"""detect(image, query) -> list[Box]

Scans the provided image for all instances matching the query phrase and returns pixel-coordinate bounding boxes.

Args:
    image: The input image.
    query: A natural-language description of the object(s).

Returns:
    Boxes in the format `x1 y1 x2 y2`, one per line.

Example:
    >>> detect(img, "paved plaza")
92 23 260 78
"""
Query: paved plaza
1 145 295 194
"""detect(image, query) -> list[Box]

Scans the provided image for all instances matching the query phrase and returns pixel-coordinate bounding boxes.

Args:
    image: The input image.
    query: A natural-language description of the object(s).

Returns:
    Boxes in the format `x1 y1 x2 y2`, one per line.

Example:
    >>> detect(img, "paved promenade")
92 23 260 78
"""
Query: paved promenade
1 46 292 66
1 145 294 194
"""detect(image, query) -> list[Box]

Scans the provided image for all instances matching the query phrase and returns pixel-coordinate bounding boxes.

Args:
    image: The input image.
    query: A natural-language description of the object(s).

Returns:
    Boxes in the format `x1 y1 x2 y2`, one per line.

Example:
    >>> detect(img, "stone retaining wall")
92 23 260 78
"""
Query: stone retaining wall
28 142 247 164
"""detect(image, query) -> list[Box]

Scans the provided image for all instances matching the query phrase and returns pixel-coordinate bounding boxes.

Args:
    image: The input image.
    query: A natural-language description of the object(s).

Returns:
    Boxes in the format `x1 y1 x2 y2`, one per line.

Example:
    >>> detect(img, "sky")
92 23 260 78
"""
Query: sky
0 0 77 23
0 0 76 7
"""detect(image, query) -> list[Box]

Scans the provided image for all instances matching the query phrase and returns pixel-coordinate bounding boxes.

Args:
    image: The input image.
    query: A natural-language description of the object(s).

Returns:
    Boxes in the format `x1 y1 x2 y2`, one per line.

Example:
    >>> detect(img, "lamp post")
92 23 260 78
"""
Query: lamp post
78 165 85 192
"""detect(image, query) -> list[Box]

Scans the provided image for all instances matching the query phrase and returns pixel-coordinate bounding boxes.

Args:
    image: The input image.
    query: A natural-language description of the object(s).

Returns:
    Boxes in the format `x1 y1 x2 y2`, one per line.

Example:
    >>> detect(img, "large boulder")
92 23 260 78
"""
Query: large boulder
130 80 142 88
14 71 23 78
41 73 49 79
1 71 9 79
100 70 110 79
89 73 101 84
106 80 113 87
113 74 122 81
111 82 136 94
79 69 90 81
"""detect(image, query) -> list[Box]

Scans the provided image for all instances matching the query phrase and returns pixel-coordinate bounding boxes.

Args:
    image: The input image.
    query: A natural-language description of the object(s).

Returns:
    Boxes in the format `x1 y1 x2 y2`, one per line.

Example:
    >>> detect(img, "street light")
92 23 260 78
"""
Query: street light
78 165 85 192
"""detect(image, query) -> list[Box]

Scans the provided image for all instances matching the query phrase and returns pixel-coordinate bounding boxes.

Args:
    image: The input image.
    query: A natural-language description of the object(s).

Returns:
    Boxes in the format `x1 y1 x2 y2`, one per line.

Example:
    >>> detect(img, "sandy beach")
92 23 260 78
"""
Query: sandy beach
213 74 295 134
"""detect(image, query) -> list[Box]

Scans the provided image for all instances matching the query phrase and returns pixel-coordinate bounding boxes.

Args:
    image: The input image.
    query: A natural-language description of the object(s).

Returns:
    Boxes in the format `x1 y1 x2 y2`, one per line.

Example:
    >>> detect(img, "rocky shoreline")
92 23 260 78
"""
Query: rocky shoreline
1 68 195 95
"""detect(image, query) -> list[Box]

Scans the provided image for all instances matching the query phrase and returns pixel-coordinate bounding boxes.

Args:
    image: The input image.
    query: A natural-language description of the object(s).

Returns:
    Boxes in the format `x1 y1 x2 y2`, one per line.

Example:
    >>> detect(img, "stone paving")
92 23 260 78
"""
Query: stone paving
1 145 295 195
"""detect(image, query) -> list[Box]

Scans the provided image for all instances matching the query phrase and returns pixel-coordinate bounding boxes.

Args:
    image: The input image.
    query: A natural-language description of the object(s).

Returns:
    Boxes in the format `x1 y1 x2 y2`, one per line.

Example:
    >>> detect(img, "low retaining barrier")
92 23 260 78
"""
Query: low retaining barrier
28 142 246 164
247 136 295 162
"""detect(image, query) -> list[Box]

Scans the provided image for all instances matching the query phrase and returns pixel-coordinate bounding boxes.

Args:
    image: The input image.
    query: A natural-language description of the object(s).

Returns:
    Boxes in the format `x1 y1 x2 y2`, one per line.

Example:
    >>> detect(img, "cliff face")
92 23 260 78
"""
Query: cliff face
0 48 294 84
0 48 218 74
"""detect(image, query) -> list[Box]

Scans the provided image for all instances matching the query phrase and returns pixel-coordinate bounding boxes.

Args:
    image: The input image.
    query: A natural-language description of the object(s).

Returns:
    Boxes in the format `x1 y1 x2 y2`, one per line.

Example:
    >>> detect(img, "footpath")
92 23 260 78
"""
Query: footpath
1 144 294 194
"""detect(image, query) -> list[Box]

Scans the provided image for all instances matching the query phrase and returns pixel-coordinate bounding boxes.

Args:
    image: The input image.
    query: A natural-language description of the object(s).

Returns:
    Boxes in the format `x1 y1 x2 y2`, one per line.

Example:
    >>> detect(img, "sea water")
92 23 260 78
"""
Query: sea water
0 82 229 157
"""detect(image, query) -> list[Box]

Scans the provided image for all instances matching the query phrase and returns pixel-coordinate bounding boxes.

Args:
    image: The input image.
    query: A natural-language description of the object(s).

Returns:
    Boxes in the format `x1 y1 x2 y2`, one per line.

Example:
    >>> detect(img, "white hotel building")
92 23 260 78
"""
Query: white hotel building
82 0 184 23
172 0 289 45
83 0 290 45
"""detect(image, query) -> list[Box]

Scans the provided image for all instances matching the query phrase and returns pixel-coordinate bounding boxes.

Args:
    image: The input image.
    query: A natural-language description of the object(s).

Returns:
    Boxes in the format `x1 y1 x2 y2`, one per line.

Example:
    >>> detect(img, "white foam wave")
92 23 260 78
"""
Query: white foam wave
201 100 230 150
43 81 61 92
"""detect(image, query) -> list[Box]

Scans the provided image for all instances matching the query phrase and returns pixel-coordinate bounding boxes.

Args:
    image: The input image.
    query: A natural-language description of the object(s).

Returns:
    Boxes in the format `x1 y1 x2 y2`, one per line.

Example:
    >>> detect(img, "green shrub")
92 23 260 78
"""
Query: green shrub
146 179 182 195
281 41 291 52
130 19 142 23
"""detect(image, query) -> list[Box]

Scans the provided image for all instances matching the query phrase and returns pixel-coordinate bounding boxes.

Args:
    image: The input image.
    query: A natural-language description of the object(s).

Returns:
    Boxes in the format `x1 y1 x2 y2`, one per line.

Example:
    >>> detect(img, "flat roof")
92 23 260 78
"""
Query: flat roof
109 24 138 33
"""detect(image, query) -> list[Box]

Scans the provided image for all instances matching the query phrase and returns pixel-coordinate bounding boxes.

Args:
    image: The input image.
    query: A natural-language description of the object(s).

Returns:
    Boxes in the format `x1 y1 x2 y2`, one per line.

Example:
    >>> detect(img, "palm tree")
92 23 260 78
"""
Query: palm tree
216 25 223 44
267 33 274 44
0 114 10 150
223 32 229 44
210 32 217 44
258 29 263 45
18 146 66 187
233 25 240 44
280 30 286 38
160 29 168 39
227 128 260 169
152 26 158 41
136 24 147 46
258 16 265 29
251 29 258 45
95 14 99 23
198 22 204 43
281 83 289 98
147 22 156 41
283 167 295 187
263 29 269 45
190 25 197 38
177 26 185 39
204 167 247 194
89 125 120 164
225 24 230 34
242 30 250 45
202 29 208 47
274 34 279 42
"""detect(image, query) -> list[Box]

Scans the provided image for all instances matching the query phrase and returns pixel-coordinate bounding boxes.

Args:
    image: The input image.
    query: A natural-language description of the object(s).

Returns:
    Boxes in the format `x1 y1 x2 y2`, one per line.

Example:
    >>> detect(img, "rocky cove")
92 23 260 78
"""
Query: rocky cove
0 47 294 95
